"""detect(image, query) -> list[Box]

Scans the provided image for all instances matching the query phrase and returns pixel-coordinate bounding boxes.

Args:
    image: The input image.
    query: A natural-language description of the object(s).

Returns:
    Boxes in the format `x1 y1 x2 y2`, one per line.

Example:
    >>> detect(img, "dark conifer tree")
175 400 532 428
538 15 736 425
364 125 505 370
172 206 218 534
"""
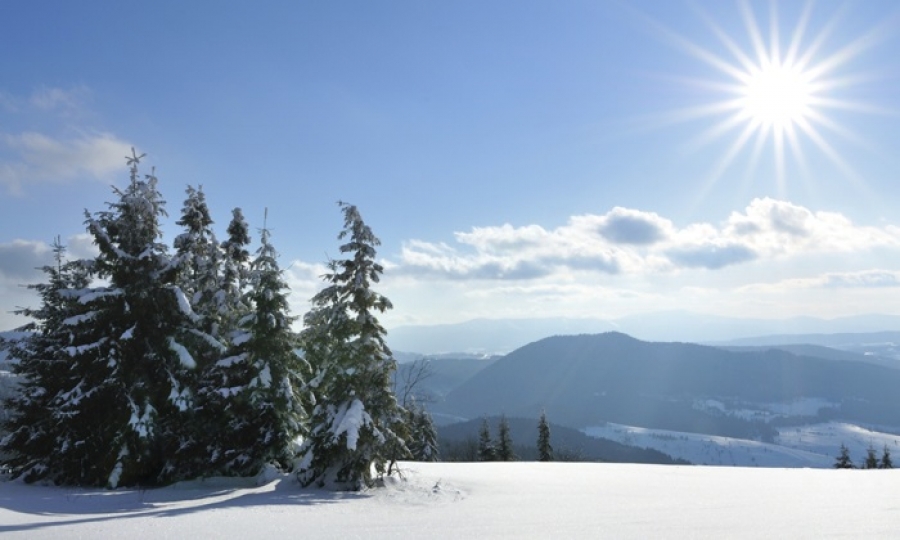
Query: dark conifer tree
75 150 206 487
0 238 97 484
406 401 439 462
173 185 223 336
191 206 256 475
219 207 252 334
497 414 516 461
864 445 879 469
209 214 305 475
477 418 496 462
296 202 408 490
538 409 553 462
171 185 228 476
880 445 893 469
834 443 854 469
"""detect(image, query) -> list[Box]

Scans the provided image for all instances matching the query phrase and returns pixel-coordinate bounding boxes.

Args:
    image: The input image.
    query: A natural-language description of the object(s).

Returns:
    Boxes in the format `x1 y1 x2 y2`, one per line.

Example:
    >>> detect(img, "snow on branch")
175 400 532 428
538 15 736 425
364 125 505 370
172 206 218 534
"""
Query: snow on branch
77 289 123 304
168 337 196 369
331 399 372 451
171 286 200 322
62 312 98 326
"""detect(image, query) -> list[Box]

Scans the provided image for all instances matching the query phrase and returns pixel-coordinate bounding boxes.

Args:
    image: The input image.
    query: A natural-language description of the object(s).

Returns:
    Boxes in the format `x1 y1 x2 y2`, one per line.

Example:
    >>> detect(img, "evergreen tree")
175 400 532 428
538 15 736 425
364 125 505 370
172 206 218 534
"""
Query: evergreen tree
219 207 252 334
537 409 553 462
171 185 228 476
206 215 306 475
406 401 439 462
864 445 879 469
477 418 496 462
74 150 207 487
880 445 893 469
194 207 253 473
497 414 516 461
834 443 854 469
173 185 223 336
0 238 97 484
296 202 408 490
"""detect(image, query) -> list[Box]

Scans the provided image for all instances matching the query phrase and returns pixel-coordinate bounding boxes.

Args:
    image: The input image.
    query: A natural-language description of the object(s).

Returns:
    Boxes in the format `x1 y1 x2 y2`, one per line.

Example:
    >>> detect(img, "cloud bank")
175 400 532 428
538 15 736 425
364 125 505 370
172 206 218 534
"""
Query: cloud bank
3 198 899 331
394 198 900 279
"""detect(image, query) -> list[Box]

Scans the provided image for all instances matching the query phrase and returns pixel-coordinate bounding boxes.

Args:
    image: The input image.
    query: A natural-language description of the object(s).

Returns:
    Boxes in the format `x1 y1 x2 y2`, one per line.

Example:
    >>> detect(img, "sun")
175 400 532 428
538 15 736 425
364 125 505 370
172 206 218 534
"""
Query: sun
741 61 813 131
648 1 888 192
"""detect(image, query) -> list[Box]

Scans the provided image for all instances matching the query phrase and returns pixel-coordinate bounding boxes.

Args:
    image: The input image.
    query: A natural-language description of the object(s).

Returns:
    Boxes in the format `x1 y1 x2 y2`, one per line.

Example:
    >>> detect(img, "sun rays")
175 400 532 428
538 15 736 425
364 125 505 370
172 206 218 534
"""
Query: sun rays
649 0 894 196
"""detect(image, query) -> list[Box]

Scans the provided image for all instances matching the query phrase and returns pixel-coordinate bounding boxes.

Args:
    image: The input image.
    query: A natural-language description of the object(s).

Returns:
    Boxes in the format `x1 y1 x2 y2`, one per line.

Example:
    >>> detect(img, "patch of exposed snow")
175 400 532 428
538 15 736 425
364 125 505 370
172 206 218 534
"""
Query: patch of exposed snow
584 422 900 468
5 462 900 538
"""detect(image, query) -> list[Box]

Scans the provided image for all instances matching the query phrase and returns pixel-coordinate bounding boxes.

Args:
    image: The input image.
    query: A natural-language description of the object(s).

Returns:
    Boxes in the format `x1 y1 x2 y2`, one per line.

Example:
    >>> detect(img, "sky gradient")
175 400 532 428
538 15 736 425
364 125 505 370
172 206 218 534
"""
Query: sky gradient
2 0 900 332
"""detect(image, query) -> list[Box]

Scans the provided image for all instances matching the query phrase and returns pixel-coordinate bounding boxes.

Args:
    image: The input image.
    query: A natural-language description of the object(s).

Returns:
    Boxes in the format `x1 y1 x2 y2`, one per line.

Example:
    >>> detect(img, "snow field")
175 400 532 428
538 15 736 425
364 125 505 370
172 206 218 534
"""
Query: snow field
585 422 900 468
3 461 900 539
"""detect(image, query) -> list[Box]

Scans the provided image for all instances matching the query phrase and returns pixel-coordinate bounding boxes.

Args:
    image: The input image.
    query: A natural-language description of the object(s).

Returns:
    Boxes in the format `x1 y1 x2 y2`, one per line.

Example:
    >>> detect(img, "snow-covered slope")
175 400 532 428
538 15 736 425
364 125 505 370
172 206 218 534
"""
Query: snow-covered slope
3 462 900 539
584 422 900 468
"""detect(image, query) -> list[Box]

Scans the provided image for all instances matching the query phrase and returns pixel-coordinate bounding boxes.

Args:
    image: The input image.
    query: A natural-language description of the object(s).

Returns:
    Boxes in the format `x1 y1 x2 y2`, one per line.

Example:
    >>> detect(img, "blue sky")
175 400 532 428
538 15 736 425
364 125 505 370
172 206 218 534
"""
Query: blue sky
2 0 900 331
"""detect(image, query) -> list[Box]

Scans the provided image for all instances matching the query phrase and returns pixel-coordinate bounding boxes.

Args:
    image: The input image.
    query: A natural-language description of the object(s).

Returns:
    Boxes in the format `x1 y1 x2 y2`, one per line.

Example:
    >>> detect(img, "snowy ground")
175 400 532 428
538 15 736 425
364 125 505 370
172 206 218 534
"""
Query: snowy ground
584 422 900 468
3 462 900 539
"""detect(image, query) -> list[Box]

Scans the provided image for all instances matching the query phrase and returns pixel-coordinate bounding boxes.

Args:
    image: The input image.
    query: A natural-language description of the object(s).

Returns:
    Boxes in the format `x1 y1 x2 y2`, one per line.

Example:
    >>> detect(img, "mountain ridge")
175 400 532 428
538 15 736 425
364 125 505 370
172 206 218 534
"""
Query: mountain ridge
387 312 900 355
432 332 900 438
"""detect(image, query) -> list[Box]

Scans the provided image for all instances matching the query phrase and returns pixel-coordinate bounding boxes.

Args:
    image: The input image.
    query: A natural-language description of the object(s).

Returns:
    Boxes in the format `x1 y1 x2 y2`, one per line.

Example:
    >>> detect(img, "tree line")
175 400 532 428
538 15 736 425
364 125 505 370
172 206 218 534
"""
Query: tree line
834 443 893 469
472 411 553 462
0 150 436 490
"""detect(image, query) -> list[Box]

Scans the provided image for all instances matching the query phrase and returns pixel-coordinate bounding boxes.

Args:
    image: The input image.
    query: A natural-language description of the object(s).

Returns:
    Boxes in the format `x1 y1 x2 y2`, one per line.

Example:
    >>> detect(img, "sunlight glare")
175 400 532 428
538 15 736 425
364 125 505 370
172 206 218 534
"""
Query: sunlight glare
741 61 812 130
647 0 889 193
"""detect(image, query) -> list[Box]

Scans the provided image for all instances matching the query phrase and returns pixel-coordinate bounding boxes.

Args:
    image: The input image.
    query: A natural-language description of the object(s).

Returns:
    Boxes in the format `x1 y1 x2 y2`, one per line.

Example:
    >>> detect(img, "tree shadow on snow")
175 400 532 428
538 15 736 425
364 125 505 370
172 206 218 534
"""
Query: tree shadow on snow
0 476 369 535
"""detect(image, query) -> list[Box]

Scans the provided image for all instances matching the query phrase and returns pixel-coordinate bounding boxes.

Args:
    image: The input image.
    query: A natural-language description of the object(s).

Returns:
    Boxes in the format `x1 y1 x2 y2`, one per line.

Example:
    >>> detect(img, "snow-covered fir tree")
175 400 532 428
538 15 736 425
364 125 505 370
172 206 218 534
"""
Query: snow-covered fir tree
170 186 234 476
296 202 409 490
497 414 516 461
219 208 252 333
0 238 99 484
75 150 209 487
173 185 224 337
0 334 19 451
204 214 306 475
406 401 439 462
537 409 553 462
477 418 496 462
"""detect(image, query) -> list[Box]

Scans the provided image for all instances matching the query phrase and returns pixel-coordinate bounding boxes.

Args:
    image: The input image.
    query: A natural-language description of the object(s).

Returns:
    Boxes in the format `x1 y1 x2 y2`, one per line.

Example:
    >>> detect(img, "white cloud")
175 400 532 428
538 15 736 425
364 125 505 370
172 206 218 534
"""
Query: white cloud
0 239 52 281
0 85 133 195
29 85 90 115
741 270 900 293
283 259 330 325
368 198 900 325
596 207 673 245
393 198 900 281
66 233 100 260
0 235 100 282
666 242 757 269
0 131 133 195
721 198 899 255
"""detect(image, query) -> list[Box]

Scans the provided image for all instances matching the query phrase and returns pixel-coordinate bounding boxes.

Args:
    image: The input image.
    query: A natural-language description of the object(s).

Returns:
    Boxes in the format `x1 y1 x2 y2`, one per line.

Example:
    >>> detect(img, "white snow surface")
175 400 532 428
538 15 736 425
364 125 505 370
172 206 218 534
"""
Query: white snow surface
584 422 900 468
3 461 900 539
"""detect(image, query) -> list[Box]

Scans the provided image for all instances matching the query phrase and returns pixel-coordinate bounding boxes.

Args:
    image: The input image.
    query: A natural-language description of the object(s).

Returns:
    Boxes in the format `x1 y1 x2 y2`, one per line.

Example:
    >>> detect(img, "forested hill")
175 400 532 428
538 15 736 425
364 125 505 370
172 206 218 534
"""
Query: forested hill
434 332 900 438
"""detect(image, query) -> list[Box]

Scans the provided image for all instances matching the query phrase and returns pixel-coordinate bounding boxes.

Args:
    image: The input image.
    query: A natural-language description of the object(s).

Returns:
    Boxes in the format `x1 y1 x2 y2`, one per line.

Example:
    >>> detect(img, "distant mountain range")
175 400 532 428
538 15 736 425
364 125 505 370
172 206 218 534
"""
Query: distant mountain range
387 312 900 355
430 332 900 441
